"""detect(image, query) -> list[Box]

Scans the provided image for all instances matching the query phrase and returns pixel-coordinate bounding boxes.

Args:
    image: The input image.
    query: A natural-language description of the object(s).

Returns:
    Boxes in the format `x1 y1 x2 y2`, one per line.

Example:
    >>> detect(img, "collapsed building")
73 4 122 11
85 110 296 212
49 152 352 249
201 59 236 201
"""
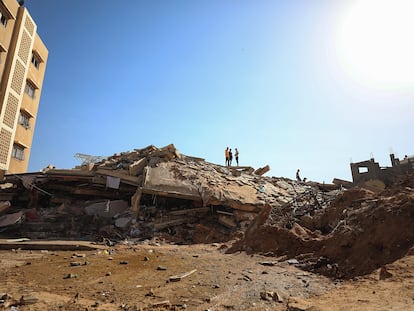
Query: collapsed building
351 153 414 186
1 144 413 280
0 144 338 243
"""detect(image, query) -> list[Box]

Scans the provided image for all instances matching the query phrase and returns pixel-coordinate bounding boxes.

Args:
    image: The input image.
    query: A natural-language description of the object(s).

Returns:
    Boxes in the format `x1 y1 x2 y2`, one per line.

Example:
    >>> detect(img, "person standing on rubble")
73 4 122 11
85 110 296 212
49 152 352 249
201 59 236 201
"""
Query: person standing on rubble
229 148 233 166
235 148 239 166
296 169 302 182
225 147 229 166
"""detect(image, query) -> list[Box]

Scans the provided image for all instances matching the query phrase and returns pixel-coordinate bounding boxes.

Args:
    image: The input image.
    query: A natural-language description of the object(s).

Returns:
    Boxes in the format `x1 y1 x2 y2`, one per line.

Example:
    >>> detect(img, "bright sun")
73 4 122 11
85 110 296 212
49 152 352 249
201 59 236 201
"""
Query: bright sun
336 0 414 89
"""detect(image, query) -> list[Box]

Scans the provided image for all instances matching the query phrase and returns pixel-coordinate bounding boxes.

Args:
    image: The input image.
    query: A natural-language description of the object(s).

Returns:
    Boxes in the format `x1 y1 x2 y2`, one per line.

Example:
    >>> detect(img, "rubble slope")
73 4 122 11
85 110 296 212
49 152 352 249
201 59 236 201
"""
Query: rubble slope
229 174 414 279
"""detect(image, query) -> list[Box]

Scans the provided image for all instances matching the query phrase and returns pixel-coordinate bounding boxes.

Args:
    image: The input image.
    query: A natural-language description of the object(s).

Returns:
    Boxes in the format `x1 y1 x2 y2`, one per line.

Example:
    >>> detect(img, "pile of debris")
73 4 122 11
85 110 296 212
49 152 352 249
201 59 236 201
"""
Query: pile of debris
0 144 336 244
4 144 411 281
229 172 414 279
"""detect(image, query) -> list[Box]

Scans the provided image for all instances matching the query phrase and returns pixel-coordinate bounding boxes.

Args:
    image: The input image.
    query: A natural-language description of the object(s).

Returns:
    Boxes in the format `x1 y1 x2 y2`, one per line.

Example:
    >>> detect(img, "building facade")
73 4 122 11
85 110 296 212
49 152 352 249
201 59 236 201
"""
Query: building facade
0 0 48 177
350 153 414 186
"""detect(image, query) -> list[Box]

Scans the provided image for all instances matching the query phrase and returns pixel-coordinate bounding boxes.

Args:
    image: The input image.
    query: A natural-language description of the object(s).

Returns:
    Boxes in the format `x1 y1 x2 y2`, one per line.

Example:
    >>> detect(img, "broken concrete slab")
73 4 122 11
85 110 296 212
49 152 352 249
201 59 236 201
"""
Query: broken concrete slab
254 165 270 176
0 239 107 251
129 157 148 176
169 269 197 282
141 161 277 212
0 211 24 228
142 165 202 201
19 294 38 305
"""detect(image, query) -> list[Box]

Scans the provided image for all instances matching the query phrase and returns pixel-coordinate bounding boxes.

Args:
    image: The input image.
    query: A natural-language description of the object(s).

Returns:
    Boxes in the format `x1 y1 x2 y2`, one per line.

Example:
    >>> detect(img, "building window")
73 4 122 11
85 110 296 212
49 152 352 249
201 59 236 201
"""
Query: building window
18 112 31 129
31 53 40 69
24 81 36 99
0 11 7 27
12 144 25 161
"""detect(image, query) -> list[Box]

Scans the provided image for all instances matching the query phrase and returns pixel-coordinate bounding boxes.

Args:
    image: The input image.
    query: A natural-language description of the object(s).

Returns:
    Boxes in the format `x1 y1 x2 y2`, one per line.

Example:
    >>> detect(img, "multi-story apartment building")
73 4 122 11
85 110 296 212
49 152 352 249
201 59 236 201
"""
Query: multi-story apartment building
0 0 48 178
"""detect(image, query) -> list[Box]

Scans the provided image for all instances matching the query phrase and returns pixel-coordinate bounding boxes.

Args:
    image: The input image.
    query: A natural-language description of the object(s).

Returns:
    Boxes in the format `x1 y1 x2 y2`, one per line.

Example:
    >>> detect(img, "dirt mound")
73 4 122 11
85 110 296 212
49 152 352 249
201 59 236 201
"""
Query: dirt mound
228 182 414 279
382 172 414 196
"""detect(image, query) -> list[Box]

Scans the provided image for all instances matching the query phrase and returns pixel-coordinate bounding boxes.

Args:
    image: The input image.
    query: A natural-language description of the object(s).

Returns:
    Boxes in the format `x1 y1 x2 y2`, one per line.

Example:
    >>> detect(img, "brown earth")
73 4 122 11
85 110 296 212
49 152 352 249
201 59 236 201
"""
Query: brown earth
1 242 414 311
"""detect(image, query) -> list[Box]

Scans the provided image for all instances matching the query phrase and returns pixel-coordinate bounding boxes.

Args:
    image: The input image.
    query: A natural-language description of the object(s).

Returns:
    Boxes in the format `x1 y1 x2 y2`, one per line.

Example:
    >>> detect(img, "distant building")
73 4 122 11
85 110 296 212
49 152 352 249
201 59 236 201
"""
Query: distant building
0 0 48 177
350 153 414 185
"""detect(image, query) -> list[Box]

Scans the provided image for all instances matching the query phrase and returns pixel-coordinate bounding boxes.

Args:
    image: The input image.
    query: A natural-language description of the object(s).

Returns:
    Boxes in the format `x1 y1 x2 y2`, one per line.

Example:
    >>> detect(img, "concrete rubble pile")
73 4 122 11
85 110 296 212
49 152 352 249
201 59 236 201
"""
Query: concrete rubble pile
229 172 414 279
0 144 340 243
3 143 411 282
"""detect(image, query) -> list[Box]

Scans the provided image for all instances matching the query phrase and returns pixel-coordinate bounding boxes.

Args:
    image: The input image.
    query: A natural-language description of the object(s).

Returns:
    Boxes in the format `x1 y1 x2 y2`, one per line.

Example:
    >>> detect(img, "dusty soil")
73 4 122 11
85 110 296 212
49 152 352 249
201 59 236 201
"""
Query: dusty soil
301 252 414 311
1 161 414 310
1 241 414 311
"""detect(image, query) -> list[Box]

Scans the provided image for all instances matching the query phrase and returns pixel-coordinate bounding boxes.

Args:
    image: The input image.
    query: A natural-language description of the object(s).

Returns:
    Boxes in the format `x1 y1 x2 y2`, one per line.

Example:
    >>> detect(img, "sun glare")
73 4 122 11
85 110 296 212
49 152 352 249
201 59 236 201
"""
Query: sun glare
336 0 414 89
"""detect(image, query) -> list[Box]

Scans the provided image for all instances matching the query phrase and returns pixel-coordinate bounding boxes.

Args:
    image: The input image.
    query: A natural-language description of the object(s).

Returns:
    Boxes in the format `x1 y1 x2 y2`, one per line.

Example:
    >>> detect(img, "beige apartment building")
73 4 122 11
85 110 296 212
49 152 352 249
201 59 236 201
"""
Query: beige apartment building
0 0 48 178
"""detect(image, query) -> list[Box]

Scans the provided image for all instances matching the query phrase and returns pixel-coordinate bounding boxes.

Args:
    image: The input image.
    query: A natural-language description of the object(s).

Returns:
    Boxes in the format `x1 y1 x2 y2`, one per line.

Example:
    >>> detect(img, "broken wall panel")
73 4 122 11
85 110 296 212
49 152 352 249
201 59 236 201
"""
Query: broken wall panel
142 165 202 201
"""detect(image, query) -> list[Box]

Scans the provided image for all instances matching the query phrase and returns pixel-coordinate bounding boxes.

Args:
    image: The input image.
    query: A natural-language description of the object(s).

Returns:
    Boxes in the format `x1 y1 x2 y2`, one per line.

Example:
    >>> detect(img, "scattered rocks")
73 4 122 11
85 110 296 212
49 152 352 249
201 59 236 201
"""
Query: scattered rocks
287 259 299 265
0 293 10 305
145 289 154 297
157 266 167 271
169 269 197 282
19 294 38 305
260 291 283 303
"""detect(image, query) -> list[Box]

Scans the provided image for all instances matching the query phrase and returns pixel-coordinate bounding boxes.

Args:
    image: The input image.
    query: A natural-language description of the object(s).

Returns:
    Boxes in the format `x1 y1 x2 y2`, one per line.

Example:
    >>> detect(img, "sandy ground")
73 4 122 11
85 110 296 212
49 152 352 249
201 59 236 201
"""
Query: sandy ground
1 242 413 311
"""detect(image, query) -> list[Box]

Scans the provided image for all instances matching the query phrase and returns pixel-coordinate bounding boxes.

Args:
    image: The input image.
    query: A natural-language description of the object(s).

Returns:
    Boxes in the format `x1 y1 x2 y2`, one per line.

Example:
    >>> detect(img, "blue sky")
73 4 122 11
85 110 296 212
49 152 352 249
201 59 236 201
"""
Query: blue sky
25 0 413 183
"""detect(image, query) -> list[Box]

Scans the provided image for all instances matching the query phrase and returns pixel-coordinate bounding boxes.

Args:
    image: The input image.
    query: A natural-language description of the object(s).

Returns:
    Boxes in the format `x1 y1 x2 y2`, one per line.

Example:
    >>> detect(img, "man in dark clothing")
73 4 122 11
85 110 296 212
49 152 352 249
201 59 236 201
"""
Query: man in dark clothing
296 169 302 182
